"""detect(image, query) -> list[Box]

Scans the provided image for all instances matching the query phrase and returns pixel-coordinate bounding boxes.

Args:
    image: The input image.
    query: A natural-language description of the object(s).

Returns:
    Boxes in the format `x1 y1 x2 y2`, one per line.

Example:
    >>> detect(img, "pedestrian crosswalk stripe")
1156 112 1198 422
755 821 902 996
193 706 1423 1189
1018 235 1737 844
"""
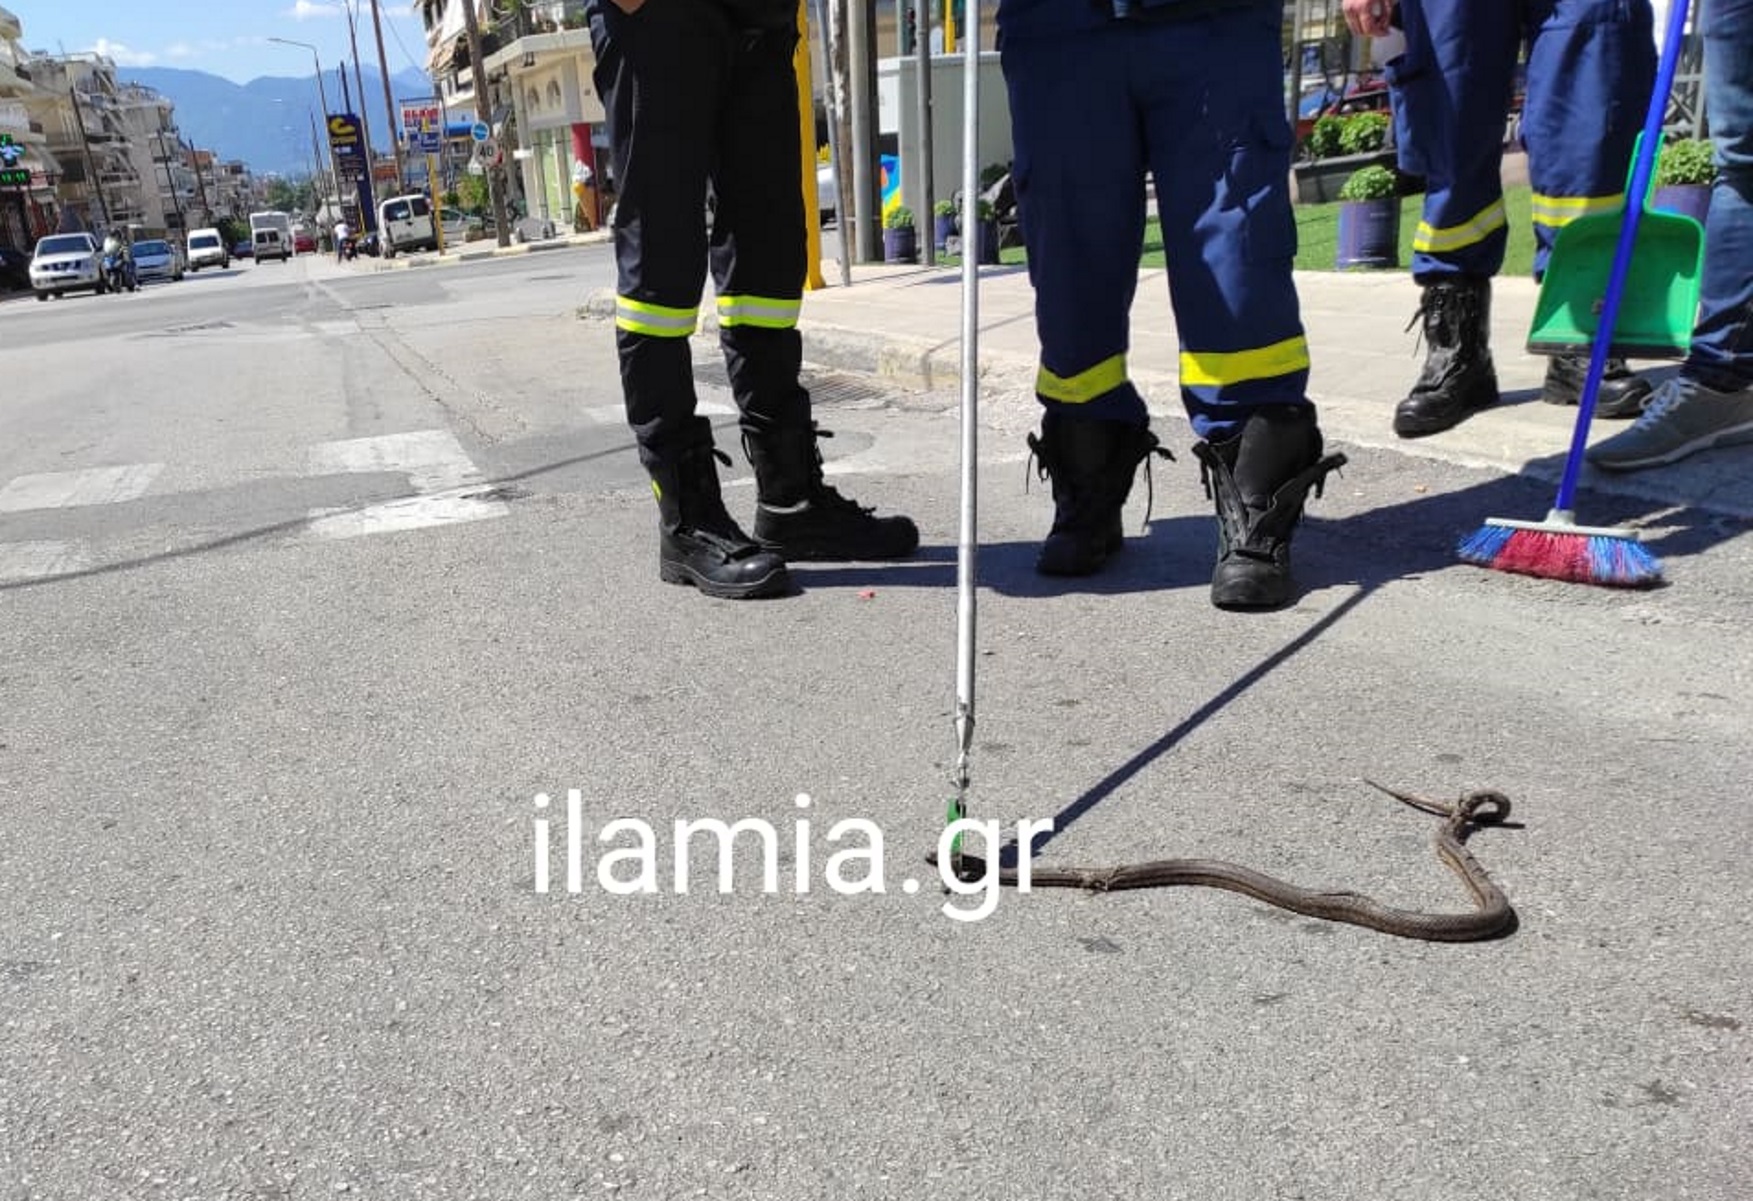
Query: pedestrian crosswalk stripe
304 428 507 540
0 540 90 582
0 464 163 513
306 487 510 540
579 400 737 426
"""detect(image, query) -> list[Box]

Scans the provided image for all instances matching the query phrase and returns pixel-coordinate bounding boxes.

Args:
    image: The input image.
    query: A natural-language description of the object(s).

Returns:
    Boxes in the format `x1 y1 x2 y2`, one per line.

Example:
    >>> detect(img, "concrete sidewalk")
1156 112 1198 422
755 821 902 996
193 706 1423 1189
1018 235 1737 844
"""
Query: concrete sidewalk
781 261 1753 521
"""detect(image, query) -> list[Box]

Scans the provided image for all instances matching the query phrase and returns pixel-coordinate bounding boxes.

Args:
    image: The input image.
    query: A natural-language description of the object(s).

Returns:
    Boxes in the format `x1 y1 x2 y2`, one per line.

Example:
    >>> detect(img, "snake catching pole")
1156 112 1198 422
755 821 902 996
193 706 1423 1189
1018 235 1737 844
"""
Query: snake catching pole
947 13 981 881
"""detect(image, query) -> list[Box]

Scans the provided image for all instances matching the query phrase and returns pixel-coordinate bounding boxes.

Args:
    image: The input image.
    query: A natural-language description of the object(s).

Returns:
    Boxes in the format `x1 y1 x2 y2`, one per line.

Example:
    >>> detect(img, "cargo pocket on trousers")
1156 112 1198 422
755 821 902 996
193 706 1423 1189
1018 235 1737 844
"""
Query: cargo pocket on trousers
1228 110 1297 265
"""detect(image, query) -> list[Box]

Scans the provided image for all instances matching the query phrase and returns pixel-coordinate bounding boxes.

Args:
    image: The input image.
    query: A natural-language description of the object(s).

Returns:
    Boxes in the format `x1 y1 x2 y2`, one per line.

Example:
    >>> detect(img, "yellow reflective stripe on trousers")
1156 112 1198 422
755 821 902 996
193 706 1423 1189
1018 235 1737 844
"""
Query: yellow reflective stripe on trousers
1036 353 1128 404
616 296 698 337
717 294 802 329
1178 336 1309 388
1414 198 1509 255
1531 191 1624 230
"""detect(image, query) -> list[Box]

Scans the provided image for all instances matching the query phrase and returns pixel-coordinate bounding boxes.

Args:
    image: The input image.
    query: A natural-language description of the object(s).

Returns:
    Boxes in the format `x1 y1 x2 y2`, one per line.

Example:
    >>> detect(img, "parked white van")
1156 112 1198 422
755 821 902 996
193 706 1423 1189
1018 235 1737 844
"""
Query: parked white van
377 194 439 258
186 227 229 271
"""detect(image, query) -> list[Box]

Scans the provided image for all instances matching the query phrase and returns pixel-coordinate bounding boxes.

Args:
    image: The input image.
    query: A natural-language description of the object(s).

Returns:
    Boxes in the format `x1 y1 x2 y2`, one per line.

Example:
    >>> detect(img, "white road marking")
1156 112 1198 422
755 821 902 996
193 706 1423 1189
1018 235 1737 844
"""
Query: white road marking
304 429 508 540
306 429 482 491
306 486 511 540
0 464 163 513
0 540 91 582
580 399 737 426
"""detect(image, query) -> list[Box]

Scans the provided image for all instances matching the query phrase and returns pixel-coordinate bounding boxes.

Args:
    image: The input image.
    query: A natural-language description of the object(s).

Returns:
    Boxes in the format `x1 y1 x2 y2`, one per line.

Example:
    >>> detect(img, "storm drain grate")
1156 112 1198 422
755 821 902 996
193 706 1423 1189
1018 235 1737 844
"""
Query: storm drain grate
690 363 891 407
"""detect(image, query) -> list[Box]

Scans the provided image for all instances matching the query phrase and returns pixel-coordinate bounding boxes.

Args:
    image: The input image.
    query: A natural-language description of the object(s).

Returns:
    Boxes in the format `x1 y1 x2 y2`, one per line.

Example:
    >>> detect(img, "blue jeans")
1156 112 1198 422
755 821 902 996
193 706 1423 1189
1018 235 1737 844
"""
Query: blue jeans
1689 0 1753 388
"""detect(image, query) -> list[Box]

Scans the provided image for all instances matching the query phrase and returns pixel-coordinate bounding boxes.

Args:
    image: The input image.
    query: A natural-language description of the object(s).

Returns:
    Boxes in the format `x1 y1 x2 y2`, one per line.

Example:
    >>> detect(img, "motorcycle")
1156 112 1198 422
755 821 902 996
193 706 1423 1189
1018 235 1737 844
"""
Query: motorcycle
101 246 138 293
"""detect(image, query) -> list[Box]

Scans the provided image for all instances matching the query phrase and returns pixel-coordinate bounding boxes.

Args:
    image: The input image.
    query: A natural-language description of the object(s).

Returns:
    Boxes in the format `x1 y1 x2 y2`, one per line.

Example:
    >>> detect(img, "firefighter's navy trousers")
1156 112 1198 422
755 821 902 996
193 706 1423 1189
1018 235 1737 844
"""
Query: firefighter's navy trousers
589 0 809 469
1000 2 1312 440
1388 0 1655 282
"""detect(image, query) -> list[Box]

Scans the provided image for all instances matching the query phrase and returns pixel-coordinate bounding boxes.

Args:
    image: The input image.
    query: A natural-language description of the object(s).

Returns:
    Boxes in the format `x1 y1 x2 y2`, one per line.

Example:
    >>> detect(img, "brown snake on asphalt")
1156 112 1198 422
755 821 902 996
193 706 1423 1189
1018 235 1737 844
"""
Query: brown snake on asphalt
927 782 1518 942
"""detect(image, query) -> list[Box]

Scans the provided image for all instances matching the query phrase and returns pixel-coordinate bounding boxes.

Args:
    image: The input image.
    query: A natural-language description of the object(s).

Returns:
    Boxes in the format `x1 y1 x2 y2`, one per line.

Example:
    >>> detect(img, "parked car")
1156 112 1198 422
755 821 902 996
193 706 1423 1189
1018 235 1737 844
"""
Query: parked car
232 239 254 260
28 231 105 300
0 245 31 291
437 206 480 246
186 227 230 271
131 238 186 283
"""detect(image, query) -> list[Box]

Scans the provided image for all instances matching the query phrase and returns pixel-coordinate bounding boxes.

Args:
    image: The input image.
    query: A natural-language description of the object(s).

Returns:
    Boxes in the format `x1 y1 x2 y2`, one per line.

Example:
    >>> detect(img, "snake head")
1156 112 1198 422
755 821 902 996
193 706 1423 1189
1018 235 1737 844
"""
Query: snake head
1458 790 1512 825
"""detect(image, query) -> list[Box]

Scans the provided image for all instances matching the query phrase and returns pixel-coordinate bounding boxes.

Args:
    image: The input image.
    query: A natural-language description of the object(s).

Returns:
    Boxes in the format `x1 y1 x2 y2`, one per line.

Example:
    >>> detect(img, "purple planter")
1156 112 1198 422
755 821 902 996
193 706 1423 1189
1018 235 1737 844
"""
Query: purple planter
1652 184 1712 229
883 226 918 264
934 214 957 251
1336 198 1400 269
976 220 1000 264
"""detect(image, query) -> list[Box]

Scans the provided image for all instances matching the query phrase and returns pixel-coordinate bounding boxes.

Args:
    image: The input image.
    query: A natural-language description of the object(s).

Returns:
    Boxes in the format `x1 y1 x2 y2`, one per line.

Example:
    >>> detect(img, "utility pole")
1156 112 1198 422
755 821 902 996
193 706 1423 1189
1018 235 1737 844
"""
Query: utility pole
369 0 407 190
154 127 186 237
186 137 212 220
64 64 110 229
460 0 511 247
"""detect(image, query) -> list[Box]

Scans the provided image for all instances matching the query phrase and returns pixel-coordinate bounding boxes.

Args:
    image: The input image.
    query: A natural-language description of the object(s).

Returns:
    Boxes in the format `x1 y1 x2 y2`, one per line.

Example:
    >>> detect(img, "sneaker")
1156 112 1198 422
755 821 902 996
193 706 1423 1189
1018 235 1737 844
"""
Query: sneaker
1585 376 1753 472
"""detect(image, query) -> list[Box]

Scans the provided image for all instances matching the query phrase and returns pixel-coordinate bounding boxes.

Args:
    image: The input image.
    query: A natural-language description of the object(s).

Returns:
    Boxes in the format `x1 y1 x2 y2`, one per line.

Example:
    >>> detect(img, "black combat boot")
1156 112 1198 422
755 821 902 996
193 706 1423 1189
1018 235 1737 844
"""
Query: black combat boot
1393 276 1499 437
742 423 919 561
1025 412 1172 576
1541 354 1653 419
649 420 792 599
1193 406 1347 610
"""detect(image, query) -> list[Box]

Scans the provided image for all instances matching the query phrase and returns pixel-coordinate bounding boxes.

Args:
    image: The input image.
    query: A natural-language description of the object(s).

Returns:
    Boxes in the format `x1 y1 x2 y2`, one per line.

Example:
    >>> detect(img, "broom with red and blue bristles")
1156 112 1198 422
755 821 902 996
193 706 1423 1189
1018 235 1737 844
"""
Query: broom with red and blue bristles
1457 2 1688 588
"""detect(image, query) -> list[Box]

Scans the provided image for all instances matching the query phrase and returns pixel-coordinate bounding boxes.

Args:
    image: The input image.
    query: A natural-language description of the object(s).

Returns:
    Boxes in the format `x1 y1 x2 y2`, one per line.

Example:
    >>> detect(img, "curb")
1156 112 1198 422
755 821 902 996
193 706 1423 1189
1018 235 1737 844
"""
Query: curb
368 230 612 272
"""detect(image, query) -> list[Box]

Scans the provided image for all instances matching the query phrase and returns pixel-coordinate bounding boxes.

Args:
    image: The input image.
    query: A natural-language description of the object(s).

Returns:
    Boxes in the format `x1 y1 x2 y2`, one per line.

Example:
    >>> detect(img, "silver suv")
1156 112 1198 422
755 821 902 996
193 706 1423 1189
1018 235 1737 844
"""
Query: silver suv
28 232 104 300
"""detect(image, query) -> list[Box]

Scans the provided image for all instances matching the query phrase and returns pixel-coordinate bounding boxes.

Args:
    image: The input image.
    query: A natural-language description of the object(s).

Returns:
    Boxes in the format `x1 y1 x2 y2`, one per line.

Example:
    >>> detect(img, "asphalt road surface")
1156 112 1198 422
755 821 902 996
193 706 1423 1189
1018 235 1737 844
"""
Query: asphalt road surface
2 249 1750 1200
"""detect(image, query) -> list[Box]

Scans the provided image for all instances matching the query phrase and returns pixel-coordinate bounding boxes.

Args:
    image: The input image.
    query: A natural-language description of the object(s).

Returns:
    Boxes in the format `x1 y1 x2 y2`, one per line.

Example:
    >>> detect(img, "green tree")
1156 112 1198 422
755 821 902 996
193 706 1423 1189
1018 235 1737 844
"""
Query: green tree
456 173 490 215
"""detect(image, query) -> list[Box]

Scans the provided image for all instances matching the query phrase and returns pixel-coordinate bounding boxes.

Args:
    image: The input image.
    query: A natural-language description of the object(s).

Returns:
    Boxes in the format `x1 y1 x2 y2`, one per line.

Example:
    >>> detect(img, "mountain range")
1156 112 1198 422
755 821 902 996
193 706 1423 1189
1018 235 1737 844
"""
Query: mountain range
118 65 439 180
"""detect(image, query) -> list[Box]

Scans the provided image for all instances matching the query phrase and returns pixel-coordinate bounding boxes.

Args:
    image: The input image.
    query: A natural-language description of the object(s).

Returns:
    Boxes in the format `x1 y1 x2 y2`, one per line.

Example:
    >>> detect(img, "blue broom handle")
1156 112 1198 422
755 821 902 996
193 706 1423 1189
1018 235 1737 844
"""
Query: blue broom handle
1555 0 1691 512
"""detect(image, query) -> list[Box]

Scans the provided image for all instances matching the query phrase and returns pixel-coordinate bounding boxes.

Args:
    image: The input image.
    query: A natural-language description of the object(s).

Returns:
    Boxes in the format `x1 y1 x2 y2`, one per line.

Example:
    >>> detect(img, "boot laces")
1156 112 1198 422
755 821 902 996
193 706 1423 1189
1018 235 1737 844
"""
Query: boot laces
1025 431 1172 528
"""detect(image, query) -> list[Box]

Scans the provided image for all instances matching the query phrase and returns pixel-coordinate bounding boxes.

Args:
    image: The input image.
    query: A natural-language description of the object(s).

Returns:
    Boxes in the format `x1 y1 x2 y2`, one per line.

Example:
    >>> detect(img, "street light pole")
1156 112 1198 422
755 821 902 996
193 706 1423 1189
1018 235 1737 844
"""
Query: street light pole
269 37 340 215
341 2 378 232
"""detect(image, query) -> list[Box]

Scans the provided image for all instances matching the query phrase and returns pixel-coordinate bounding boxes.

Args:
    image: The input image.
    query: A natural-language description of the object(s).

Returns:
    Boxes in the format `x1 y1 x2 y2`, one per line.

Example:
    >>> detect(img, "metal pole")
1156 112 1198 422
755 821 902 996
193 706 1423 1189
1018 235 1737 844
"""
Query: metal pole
948 6 979 875
915 0 935 265
813 0 853 286
270 39 340 215
846 0 876 261
345 4 378 232
369 0 408 189
1287 0 1305 128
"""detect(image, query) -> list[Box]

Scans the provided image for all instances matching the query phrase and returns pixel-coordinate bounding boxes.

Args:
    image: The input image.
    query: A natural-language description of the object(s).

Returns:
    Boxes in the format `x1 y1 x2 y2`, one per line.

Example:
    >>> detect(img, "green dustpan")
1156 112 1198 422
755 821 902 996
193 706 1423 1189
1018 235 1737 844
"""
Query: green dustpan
1527 134 1706 360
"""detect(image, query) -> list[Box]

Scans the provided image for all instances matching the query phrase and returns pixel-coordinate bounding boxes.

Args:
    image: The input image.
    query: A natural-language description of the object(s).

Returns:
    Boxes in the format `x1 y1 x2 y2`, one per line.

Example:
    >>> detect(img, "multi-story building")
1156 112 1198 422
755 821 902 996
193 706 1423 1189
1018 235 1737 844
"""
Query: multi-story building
0 3 61 250
212 159 253 223
418 0 606 233
116 80 206 236
26 53 142 234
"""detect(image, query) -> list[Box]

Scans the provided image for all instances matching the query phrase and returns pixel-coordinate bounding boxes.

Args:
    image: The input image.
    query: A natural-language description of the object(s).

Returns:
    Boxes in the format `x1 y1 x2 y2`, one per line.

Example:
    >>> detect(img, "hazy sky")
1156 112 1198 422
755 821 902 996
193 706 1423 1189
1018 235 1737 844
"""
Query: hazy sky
5 0 433 86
